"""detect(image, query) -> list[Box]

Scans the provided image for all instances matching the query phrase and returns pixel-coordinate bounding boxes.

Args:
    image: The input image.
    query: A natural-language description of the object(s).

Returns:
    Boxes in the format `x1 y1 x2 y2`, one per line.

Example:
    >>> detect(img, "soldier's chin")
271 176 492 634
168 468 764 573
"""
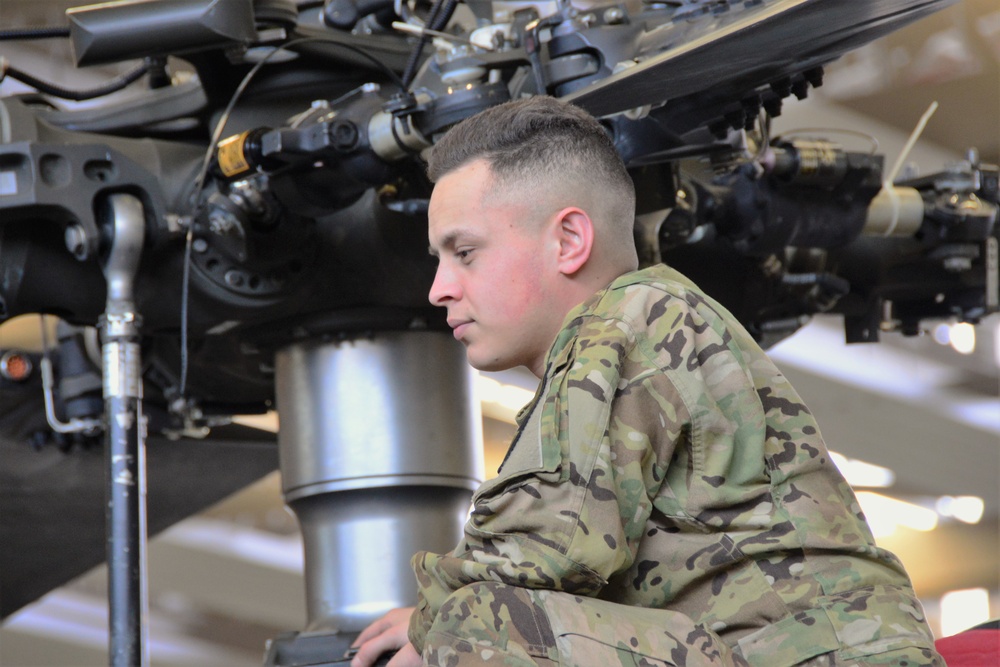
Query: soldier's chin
466 351 513 374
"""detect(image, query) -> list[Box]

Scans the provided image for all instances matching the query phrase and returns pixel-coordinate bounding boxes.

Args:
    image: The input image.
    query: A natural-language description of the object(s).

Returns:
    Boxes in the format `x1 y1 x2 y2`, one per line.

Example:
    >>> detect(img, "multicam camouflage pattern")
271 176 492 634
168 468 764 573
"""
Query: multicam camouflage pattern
409 264 942 666
421 581 750 666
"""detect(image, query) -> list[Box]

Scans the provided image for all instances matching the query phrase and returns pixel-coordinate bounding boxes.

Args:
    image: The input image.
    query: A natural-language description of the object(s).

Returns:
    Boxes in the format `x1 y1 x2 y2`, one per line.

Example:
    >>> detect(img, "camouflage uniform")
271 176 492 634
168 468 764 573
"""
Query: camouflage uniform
409 264 942 666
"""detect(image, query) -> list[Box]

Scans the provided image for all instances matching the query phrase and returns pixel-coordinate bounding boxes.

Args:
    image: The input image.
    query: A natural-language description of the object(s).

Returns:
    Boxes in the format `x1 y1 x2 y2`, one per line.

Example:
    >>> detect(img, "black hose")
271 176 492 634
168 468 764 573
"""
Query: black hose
3 62 149 101
400 0 442 88
400 0 458 88
0 27 71 40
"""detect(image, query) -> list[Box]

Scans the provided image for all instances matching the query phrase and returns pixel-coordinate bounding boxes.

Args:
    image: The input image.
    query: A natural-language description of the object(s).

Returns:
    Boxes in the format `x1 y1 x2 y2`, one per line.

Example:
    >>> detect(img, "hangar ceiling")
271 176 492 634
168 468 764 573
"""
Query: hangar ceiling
819 0 999 165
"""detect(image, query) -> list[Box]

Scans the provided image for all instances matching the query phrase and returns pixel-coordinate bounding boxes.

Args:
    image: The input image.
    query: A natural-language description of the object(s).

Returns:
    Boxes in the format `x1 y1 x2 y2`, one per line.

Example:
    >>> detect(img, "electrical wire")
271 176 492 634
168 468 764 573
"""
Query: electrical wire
0 27 71 40
1 60 149 101
289 34 407 89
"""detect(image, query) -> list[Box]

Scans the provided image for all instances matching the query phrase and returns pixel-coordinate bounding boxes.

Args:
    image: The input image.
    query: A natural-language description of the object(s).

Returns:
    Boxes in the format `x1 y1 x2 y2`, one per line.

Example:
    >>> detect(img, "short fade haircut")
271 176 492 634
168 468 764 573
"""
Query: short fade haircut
426 97 636 228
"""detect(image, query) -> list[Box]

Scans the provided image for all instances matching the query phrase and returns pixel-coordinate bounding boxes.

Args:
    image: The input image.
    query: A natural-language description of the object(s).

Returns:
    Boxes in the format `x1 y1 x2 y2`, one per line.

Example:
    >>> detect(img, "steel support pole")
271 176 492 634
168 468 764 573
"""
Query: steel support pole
100 193 147 667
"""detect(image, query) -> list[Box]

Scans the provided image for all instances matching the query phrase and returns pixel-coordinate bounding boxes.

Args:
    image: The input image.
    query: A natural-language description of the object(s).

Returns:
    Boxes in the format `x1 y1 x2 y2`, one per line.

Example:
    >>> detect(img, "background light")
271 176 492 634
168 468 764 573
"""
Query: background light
477 375 535 424
940 588 991 637
933 322 951 345
856 491 938 537
830 452 896 488
936 495 985 524
948 322 976 354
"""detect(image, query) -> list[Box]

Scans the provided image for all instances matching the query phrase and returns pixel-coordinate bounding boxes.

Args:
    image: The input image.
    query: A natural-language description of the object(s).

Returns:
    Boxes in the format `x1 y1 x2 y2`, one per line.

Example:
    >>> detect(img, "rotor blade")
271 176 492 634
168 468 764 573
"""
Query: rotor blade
565 0 958 117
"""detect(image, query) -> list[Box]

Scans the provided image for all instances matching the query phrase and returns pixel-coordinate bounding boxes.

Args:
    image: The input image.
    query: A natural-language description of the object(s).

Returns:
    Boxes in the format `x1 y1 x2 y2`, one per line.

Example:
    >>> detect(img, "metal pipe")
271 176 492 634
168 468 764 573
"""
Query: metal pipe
38 330 102 434
100 193 147 667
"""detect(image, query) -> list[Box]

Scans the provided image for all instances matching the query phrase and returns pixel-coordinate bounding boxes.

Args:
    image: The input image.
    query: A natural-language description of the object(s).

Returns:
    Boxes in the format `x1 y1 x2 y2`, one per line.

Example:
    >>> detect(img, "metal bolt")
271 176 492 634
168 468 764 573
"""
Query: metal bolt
192 238 209 253
64 224 89 259
224 270 246 288
763 96 783 118
770 78 793 98
208 209 237 235
331 120 359 151
791 78 809 100
603 7 624 23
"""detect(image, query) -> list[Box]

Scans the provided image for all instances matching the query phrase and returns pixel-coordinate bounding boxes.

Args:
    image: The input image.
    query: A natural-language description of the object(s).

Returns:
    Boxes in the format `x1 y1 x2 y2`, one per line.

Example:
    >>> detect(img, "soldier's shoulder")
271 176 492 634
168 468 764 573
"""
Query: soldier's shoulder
593 265 701 326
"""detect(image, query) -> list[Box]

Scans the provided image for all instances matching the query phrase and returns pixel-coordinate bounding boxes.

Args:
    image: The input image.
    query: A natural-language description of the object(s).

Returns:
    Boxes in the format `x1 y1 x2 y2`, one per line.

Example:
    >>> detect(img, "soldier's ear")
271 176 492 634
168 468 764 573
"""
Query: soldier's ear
553 207 594 276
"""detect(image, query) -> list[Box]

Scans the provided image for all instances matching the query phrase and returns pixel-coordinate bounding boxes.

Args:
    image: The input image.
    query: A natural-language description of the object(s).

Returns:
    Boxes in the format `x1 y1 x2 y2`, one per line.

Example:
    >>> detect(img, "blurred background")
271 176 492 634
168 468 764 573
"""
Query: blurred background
0 0 997 664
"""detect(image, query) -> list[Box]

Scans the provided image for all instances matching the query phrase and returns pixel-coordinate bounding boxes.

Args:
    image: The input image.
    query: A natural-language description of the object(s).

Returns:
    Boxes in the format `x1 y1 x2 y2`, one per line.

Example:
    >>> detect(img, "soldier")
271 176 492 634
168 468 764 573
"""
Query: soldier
350 97 943 667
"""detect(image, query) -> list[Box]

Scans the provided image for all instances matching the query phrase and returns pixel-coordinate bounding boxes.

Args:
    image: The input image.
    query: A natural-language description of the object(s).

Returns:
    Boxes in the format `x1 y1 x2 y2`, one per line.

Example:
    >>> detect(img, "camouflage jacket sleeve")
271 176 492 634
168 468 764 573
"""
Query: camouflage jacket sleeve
409 295 684 651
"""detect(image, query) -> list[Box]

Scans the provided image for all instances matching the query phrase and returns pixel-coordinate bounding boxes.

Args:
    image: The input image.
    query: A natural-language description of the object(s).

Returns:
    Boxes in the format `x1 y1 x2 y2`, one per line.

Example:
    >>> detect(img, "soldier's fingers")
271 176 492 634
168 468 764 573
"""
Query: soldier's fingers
350 630 406 667
352 616 391 647
352 606 414 648
386 643 422 667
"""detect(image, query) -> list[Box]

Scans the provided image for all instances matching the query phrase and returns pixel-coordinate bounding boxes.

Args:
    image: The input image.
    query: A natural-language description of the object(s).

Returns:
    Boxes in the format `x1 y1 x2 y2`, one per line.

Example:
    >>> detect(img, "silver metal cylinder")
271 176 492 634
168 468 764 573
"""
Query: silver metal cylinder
368 108 431 162
275 331 483 632
864 186 925 237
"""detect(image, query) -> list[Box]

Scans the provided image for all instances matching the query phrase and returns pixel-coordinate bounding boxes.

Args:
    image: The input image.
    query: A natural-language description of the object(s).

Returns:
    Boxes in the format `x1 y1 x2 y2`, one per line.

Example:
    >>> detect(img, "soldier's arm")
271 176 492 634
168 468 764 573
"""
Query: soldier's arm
408 319 683 651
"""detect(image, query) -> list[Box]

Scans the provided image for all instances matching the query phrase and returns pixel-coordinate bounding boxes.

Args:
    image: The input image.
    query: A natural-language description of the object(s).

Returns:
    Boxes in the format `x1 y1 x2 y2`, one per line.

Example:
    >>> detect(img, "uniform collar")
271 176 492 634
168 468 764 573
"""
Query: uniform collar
544 265 674 365
518 264 685 427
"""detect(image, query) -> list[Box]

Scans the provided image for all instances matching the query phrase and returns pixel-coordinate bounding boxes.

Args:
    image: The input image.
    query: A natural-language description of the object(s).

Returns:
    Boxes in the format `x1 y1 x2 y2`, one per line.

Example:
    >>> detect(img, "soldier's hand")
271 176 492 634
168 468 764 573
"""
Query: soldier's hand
350 607 420 667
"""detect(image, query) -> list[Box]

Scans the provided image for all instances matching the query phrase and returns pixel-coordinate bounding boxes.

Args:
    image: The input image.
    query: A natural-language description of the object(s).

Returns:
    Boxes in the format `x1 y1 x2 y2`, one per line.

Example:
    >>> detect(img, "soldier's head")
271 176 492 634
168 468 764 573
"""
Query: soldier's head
426 97 638 377
427 97 637 264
